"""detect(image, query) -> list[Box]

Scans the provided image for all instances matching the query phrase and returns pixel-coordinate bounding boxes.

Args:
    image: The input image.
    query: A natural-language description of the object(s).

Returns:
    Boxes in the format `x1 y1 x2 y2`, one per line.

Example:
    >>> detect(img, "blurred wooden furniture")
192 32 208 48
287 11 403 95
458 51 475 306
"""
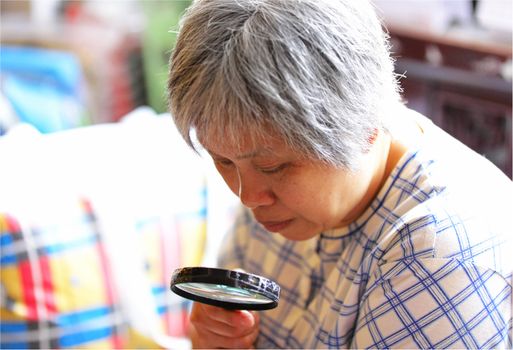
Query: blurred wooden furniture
390 23 512 178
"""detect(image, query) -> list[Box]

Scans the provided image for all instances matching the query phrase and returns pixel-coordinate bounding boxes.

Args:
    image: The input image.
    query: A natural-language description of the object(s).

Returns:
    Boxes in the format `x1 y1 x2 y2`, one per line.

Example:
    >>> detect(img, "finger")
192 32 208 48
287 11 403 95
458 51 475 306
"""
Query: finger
207 307 256 330
190 303 251 338
190 303 259 338
193 322 259 349
250 310 260 327
195 303 256 331
190 304 234 336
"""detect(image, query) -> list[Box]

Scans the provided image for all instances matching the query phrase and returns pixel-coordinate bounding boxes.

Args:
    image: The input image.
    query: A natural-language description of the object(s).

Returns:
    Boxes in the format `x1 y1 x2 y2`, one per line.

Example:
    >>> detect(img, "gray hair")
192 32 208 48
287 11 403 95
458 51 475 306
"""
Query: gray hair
168 0 401 169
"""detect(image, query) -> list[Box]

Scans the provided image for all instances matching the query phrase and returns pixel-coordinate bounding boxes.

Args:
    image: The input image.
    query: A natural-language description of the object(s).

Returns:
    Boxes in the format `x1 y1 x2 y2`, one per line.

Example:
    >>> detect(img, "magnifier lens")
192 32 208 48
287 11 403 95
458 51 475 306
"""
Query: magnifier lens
170 267 280 310
175 283 272 304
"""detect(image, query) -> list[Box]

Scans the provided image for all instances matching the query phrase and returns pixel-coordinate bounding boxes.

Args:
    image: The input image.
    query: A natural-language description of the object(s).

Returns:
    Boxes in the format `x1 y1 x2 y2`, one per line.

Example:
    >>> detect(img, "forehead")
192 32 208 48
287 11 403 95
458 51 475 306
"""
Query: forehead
198 128 289 159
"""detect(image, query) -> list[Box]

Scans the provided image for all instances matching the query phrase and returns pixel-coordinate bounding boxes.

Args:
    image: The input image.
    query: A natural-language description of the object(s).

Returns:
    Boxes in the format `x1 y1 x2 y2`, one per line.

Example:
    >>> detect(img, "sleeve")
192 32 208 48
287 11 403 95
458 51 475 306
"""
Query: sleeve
216 206 253 271
351 258 512 349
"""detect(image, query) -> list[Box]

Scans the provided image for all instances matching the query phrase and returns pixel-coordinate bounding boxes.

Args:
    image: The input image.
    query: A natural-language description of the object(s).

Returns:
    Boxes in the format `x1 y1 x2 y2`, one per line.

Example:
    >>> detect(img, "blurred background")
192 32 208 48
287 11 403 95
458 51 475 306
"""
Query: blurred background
0 0 511 349
1 0 511 175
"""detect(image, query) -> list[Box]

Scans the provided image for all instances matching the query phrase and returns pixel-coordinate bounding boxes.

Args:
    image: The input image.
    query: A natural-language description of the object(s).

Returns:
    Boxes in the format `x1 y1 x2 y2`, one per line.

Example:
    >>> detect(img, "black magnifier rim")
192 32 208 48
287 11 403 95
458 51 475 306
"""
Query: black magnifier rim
170 267 280 310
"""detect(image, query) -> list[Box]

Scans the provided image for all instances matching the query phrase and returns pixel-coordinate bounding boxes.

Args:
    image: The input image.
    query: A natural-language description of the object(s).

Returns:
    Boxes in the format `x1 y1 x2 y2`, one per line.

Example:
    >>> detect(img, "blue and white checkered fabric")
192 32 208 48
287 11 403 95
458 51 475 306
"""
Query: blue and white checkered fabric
218 111 512 349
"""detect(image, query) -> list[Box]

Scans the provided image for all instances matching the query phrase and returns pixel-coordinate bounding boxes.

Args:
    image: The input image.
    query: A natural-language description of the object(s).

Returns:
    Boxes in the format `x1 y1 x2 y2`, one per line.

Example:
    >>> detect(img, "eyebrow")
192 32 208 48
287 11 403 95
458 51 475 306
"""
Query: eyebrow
208 149 270 160
235 150 263 160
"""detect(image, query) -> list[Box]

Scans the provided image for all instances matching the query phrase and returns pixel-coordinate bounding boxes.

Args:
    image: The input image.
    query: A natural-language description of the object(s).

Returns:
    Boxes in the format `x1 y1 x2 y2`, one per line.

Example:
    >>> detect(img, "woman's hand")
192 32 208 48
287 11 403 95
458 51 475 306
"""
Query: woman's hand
189 302 260 349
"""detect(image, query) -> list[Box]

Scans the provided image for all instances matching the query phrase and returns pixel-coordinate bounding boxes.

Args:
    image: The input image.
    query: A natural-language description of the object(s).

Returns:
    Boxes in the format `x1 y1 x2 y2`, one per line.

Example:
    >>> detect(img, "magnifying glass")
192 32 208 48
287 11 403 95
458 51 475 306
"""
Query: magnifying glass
170 267 280 310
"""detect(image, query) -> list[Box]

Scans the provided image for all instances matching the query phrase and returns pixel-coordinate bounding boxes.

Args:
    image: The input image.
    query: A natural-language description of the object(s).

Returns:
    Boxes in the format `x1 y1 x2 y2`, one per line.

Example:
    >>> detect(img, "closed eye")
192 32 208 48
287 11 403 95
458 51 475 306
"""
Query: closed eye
213 158 234 168
259 163 289 174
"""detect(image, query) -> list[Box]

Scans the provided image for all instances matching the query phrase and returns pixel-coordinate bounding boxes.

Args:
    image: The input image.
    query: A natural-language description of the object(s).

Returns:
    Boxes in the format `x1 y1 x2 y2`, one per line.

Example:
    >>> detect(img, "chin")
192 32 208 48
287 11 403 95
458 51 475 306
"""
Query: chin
278 226 321 241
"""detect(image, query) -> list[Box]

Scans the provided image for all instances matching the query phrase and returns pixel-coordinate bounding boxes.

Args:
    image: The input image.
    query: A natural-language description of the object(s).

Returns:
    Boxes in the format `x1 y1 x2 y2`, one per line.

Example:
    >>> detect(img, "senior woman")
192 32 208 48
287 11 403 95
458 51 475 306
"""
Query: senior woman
167 0 512 348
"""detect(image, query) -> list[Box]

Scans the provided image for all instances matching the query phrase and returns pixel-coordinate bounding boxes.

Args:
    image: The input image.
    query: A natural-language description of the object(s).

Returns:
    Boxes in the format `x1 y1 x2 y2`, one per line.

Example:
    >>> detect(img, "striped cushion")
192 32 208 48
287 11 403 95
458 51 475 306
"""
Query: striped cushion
134 185 208 339
0 199 127 349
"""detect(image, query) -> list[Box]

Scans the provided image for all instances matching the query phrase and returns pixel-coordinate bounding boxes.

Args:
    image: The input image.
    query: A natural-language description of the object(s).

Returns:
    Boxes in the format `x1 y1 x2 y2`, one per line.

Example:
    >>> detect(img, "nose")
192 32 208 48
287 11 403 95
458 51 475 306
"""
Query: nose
237 169 275 209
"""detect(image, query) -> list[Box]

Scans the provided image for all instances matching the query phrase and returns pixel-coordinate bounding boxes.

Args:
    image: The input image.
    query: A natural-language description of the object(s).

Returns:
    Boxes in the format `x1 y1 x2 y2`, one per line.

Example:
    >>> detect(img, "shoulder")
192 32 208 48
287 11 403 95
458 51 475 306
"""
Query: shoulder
373 191 512 277
354 256 512 349
357 146 512 348
371 110 512 272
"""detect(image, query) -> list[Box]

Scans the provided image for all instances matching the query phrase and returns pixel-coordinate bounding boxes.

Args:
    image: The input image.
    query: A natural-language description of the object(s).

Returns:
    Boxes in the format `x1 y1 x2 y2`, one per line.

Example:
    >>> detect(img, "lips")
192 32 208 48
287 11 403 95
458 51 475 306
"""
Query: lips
258 219 294 232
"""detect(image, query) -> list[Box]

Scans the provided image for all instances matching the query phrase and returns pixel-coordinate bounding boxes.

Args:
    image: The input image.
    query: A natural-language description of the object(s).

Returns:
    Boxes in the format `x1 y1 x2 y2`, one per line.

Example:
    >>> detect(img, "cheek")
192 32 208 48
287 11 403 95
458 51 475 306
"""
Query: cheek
275 178 333 218
276 173 355 225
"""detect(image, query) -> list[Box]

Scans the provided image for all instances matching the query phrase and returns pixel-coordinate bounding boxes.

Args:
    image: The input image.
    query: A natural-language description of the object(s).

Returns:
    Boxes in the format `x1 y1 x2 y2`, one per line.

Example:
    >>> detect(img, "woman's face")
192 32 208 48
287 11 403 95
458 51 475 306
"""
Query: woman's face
202 132 383 241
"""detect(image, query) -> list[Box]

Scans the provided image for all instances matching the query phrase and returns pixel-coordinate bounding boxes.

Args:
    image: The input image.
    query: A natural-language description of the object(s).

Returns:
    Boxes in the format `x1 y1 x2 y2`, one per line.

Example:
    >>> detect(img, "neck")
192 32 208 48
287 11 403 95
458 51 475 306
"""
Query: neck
337 130 393 227
370 130 395 202
337 107 424 227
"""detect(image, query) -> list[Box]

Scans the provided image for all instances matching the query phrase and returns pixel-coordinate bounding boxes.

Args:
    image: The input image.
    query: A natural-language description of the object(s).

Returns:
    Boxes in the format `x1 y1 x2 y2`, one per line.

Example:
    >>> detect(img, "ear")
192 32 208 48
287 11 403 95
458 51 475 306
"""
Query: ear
368 128 379 145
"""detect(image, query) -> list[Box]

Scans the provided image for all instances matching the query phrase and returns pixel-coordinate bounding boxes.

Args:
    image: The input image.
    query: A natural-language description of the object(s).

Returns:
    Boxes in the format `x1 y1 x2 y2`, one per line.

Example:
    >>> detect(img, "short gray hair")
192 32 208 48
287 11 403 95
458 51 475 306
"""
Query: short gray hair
168 0 400 169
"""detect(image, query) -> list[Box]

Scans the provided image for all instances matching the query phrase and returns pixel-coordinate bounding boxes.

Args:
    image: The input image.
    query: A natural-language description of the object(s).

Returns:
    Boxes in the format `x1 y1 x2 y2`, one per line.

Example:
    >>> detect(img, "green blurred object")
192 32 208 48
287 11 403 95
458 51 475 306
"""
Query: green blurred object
141 0 191 114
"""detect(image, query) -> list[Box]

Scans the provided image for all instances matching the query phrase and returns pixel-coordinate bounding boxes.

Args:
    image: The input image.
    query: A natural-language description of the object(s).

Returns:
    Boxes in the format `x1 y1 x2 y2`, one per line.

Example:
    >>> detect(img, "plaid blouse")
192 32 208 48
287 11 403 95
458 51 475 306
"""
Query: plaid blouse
218 112 512 349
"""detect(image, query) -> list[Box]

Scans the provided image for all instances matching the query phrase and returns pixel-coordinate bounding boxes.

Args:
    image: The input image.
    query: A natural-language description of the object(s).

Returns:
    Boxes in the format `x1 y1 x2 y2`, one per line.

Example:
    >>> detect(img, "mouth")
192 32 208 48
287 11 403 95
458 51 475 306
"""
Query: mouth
258 219 294 233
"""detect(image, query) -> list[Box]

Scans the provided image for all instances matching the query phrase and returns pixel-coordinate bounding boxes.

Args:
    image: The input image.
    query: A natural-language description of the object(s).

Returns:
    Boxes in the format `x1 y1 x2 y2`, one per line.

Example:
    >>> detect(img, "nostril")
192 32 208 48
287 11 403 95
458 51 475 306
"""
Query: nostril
237 170 276 208
239 191 258 209
239 188 276 209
